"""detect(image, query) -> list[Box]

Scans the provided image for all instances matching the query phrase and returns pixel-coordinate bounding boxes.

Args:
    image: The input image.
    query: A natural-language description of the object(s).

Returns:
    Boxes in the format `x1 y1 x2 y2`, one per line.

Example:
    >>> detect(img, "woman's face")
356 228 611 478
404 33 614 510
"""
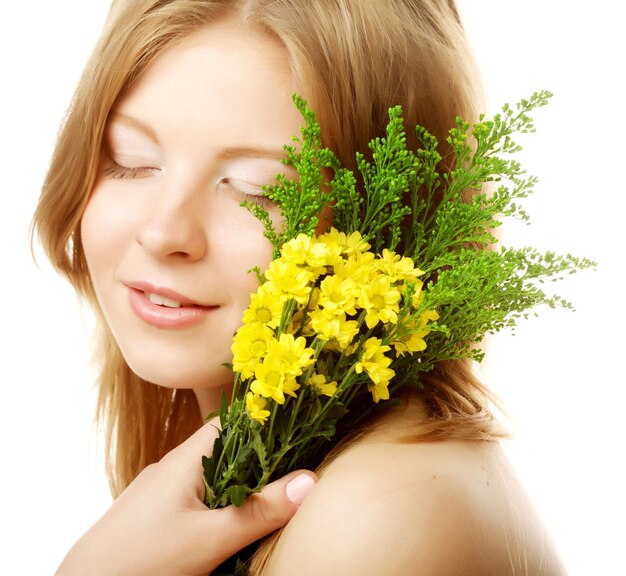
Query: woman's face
81 19 303 402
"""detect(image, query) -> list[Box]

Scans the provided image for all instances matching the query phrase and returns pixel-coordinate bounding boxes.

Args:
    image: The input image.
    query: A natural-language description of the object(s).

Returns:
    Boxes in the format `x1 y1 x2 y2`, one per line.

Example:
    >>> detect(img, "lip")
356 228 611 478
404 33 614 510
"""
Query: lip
125 282 217 329
125 281 206 306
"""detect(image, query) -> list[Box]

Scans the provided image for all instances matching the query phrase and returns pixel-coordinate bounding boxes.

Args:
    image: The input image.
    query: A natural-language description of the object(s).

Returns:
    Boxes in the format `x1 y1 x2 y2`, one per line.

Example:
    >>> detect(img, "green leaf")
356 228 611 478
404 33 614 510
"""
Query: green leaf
250 427 268 468
226 485 252 507
202 454 216 485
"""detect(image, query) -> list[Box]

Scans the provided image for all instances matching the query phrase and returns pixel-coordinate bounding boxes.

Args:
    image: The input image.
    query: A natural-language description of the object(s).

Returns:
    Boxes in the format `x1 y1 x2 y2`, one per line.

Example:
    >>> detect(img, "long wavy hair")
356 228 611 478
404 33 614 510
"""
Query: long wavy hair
33 0 505 511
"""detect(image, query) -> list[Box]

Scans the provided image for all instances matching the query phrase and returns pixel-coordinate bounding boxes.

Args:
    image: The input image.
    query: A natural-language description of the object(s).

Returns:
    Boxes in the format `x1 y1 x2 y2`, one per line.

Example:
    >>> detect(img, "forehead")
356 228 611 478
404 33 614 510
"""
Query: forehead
111 18 304 151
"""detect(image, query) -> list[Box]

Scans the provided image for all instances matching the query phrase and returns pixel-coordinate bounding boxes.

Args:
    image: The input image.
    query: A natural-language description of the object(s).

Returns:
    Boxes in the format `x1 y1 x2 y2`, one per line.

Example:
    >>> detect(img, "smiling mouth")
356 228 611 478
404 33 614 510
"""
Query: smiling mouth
128 288 216 329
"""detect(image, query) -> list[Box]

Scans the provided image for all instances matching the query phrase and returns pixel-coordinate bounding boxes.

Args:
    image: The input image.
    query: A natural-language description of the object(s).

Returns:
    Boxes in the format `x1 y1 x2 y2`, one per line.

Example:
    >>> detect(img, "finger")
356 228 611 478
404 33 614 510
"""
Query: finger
209 470 317 560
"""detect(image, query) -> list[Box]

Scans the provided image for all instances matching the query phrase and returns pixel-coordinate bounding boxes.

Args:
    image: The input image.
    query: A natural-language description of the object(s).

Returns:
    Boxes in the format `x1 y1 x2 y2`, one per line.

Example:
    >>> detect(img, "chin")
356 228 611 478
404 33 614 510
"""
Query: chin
128 359 234 391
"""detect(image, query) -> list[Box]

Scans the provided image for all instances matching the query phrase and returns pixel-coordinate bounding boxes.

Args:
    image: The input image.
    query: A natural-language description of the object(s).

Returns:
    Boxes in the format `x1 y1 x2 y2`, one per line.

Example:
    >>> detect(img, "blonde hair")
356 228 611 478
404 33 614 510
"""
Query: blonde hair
33 0 505 506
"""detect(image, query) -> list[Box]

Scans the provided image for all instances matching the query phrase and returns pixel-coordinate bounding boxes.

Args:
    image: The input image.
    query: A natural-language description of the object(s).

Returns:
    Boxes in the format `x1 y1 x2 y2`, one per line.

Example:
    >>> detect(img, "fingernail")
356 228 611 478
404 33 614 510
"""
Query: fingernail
286 474 316 506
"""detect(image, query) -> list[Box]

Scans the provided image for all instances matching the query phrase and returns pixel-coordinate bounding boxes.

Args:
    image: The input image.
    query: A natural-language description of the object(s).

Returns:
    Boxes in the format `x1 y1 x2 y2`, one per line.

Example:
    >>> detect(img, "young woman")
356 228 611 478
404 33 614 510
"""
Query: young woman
34 0 567 574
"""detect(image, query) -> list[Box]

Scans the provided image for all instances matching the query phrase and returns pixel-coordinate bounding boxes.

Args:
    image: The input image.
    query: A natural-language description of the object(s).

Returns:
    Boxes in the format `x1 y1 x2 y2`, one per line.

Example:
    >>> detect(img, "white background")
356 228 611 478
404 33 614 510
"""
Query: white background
1 2 624 574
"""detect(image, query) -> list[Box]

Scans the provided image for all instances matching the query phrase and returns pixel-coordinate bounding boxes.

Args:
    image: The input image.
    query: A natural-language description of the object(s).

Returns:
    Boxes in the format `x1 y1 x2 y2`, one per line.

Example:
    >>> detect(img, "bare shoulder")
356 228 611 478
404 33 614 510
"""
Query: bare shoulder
266 434 567 575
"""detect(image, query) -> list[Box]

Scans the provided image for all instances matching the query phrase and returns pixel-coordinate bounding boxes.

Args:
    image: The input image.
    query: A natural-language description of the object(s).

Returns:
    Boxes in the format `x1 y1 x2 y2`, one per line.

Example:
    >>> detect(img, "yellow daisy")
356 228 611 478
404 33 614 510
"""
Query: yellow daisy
245 392 271 425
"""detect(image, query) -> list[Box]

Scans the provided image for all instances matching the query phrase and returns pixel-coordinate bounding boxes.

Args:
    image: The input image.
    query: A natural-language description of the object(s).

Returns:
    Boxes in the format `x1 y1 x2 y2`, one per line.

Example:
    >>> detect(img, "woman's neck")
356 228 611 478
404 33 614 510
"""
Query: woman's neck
193 384 233 420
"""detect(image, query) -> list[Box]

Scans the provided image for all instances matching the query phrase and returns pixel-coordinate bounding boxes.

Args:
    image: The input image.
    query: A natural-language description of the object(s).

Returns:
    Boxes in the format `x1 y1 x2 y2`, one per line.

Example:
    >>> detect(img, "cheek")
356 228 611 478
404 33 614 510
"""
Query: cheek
210 200 276 285
224 233 274 303
80 194 106 277
80 184 135 285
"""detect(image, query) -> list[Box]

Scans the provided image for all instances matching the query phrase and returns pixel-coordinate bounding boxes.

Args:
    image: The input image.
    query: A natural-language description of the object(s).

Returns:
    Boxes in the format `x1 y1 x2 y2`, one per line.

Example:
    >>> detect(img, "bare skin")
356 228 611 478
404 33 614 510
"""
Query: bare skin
265 402 567 575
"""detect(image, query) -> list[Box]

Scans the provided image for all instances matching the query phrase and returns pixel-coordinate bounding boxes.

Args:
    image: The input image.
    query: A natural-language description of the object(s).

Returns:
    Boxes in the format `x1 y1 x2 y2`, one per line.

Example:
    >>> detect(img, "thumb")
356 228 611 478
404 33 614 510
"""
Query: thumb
211 470 317 559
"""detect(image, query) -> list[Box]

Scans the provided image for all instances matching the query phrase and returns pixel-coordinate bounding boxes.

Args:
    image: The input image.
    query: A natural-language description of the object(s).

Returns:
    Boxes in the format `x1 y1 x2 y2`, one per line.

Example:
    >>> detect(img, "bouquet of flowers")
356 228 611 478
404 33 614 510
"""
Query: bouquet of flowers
202 91 594 509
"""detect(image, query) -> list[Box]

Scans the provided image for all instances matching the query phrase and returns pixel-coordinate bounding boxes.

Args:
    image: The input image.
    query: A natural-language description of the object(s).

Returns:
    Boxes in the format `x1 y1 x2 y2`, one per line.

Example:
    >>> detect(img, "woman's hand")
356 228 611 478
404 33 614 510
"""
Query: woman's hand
55 419 317 576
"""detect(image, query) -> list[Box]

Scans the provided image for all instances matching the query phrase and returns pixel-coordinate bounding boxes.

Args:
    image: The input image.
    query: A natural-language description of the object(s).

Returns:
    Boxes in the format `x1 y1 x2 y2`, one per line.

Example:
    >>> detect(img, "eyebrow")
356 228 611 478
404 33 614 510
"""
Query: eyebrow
217 146 288 162
108 113 288 162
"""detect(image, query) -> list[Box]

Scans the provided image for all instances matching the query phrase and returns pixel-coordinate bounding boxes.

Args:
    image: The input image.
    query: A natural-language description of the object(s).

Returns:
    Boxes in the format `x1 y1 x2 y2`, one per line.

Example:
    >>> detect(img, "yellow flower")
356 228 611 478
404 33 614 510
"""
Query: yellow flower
281 233 330 276
368 380 390 403
232 323 275 379
309 309 359 350
338 230 371 255
392 309 438 356
245 392 271 425
251 356 300 404
411 281 425 308
243 283 284 328
308 373 337 397
333 251 376 285
374 249 424 282
317 228 370 264
264 258 313 304
391 328 428 356
359 275 402 328
421 309 440 323
355 337 395 402
318 274 358 316
268 333 316 376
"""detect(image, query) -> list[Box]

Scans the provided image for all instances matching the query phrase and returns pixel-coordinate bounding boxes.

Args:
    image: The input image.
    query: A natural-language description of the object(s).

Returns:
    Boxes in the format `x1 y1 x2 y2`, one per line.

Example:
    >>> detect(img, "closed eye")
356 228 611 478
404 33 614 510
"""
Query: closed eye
220 178 275 209
103 160 161 180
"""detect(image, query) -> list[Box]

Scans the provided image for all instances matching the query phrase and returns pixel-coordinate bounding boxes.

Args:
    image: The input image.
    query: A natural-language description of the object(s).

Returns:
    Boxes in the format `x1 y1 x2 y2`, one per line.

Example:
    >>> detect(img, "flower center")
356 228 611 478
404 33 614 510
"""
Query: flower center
371 294 385 309
267 371 282 388
255 308 272 323
251 340 267 356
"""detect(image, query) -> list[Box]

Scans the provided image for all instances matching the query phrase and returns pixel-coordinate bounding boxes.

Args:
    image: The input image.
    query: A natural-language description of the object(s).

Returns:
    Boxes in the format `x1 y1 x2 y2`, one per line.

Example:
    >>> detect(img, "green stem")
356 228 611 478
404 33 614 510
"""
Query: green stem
277 298 297 338
212 407 245 486
287 337 325 434
265 400 280 456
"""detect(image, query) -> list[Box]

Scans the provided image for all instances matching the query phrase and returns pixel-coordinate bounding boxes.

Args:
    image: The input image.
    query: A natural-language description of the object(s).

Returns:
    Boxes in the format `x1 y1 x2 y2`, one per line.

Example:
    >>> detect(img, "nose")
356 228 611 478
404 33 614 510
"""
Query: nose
136 179 208 262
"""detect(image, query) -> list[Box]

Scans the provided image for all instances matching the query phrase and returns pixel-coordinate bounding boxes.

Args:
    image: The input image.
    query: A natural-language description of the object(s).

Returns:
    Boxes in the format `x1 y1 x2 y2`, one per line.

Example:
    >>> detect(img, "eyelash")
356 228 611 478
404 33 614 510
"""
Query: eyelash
221 178 275 209
103 161 158 180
